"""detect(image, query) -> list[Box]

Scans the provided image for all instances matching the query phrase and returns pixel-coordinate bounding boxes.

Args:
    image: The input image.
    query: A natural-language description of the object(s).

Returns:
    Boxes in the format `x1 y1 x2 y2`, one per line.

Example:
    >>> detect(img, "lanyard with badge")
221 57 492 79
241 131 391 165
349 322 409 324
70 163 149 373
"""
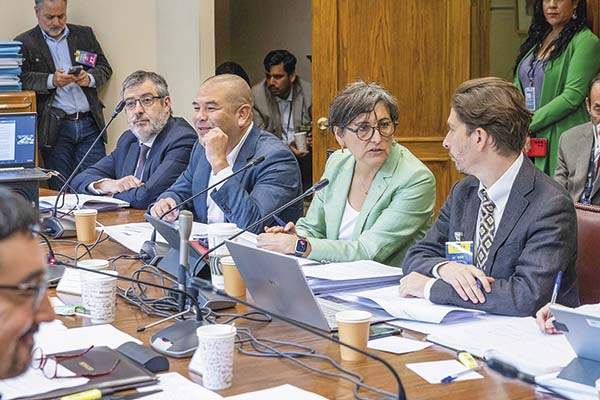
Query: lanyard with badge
445 232 473 265
581 123 600 204
524 56 543 112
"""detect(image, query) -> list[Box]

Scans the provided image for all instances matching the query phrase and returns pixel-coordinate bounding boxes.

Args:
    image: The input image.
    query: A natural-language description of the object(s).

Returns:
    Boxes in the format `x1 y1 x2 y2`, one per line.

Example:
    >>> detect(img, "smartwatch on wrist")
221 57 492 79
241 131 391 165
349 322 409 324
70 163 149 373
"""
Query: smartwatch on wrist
294 237 308 257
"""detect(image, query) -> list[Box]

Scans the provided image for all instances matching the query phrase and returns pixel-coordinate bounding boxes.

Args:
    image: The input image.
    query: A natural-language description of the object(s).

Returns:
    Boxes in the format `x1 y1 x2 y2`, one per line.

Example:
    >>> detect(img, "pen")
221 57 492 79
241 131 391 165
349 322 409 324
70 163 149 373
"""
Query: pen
440 366 480 383
550 270 563 306
273 215 286 227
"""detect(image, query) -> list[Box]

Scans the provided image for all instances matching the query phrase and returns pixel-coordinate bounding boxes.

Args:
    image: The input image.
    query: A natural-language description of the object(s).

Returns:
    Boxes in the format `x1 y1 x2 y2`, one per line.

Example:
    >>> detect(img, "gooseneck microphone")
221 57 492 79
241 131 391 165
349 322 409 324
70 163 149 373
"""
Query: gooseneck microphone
41 100 126 239
177 211 193 311
190 178 330 275
140 156 266 264
158 155 266 220
192 277 406 400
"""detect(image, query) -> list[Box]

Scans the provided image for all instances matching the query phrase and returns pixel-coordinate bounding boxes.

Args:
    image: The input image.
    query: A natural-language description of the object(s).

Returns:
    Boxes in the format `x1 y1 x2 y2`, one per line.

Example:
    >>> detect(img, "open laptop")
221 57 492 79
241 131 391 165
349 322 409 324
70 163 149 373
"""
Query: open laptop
0 112 49 182
225 240 392 332
551 304 600 387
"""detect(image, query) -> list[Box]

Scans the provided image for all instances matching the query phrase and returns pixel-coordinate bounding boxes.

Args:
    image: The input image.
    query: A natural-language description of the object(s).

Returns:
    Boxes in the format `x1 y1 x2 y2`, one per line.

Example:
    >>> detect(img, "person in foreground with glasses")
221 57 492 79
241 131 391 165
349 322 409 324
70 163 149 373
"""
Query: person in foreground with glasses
0 189 55 379
257 81 435 267
71 70 197 209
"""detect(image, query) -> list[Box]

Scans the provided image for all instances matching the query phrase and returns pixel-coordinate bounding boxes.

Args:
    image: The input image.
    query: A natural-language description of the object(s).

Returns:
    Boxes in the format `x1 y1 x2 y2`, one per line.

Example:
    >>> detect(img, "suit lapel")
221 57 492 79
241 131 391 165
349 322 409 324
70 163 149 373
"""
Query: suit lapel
123 140 140 178
66 25 78 65
196 148 212 223
35 27 56 71
326 156 354 239
231 126 259 174
352 145 400 238
463 183 480 243
486 159 534 272
143 118 171 179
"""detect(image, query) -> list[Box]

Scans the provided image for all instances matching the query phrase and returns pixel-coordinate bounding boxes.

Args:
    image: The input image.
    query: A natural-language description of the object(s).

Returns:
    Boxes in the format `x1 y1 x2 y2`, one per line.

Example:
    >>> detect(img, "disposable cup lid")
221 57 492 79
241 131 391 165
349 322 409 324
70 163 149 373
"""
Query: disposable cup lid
73 209 97 216
335 310 372 323
78 259 109 270
196 324 237 337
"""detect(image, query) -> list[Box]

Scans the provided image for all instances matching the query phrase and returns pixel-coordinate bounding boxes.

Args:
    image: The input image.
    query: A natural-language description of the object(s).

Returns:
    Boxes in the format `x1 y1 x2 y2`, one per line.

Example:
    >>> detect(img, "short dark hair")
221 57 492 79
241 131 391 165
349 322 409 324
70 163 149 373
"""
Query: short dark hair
589 72 600 98
0 189 37 242
121 70 169 99
263 50 297 75
452 77 531 156
216 61 251 86
328 81 399 131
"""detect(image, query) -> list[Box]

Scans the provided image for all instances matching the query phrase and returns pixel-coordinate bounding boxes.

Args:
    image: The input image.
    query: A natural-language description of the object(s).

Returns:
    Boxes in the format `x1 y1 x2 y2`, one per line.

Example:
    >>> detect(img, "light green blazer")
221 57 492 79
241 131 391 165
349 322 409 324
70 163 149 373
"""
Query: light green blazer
296 142 435 267
515 28 600 175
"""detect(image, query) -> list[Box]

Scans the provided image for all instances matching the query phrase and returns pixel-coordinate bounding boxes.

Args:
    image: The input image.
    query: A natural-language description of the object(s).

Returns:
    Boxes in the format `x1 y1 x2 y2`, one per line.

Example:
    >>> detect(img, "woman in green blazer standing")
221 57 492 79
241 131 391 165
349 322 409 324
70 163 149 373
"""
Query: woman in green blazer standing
256 81 436 267
514 0 600 176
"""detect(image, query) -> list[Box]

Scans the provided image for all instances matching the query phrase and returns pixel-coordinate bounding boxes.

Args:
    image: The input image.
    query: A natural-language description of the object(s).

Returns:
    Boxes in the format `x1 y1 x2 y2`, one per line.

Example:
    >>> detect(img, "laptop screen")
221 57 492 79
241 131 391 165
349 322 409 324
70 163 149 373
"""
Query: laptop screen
0 112 36 168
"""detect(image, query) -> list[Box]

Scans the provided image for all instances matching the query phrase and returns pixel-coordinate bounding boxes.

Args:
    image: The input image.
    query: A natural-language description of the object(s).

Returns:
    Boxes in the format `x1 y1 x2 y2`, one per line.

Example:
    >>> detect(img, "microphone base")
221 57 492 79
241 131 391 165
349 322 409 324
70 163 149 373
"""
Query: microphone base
197 290 236 311
139 240 170 266
40 215 77 239
150 318 204 358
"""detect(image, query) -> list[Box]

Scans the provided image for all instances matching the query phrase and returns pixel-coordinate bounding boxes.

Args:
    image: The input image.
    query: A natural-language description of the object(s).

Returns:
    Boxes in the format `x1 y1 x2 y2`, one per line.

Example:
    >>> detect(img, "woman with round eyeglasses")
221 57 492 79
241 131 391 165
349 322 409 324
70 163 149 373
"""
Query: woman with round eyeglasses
514 0 600 175
257 81 436 267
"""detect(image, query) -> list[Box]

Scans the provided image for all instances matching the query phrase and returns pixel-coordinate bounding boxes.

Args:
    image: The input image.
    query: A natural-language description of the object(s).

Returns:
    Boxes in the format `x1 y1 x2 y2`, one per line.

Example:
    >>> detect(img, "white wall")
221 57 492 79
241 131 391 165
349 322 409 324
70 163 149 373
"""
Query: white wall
0 0 214 150
215 0 312 86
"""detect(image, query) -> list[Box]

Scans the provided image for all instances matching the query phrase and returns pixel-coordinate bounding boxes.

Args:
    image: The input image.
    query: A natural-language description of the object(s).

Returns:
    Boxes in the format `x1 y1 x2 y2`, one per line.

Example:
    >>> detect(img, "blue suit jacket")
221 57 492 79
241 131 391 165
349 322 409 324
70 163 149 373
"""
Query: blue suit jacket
403 157 579 316
71 117 197 209
159 125 303 232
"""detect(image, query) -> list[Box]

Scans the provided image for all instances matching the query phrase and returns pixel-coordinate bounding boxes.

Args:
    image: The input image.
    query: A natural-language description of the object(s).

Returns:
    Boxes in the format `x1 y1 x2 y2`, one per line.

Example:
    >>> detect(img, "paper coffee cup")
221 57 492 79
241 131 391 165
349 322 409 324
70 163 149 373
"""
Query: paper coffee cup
73 209 98 243
207 223 239 289
596 378 600 399
221 256 246 297
294 132 308 153
190 324 237 390
80 270 118 324
335 310 372 361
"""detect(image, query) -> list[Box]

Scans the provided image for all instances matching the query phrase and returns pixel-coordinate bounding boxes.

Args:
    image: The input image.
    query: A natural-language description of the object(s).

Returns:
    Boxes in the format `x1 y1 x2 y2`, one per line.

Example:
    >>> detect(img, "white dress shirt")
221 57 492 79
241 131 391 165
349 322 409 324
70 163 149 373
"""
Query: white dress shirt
206 123 253 224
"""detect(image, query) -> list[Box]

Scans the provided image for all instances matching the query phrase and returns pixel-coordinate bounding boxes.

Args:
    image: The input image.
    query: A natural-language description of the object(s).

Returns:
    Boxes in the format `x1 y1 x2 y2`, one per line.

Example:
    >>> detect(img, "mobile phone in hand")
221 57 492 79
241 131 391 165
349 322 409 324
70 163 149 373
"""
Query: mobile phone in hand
67 65 83 75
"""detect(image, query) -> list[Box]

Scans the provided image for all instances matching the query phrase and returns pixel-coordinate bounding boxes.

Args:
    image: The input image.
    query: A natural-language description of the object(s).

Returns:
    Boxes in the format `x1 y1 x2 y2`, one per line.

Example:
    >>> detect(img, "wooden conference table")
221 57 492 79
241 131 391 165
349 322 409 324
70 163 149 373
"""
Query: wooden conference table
46 202 552 400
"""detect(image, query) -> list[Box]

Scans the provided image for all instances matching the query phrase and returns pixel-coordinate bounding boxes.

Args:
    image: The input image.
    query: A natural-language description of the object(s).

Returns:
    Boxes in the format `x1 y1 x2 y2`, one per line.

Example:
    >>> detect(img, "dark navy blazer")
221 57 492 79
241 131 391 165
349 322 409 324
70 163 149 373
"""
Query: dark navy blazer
71 117 197 209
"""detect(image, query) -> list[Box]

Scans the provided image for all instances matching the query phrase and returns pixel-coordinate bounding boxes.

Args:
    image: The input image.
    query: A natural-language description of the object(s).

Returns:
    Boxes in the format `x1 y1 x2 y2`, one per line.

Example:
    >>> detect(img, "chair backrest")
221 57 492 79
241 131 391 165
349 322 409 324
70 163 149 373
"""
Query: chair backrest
575 203 600 305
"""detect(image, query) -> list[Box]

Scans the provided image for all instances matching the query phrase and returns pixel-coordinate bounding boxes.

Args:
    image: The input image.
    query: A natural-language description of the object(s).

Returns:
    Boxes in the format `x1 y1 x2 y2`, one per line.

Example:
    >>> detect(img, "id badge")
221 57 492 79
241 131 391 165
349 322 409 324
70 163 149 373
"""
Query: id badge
445 240 473 265
524 86 536 111
74 50 97 67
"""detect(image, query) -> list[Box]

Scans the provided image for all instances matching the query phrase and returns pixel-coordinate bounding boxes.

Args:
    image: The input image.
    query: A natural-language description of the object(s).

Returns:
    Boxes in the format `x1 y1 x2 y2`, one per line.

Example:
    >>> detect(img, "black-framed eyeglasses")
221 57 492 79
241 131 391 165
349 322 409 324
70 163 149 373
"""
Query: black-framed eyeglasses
123 95 164 111
344 119 397 141
31 346 120 379
0 278 47 311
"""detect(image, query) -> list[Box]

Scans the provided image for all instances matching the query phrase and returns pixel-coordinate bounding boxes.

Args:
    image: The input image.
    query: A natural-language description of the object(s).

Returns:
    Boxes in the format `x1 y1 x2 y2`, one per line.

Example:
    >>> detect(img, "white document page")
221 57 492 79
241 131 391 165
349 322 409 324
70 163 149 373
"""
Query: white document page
225 384 329 400
137 372 223 399
303 260 402 280
338 285 484 323
0 120 16 161
368 336 432 354
406 360 483 384
427 316 576 375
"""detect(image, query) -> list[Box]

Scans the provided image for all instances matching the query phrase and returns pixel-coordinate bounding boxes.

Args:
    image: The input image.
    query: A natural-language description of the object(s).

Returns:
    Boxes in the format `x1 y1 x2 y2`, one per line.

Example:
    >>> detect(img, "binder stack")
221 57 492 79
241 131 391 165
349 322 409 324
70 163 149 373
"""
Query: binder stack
0 40 23 92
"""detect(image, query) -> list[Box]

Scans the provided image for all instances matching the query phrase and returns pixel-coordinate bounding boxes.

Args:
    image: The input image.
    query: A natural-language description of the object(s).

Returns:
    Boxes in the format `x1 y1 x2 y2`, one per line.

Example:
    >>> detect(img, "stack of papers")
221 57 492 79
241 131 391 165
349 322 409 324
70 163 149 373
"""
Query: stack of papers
0 41 23 92
39 194 130 213
303 260 402 294
334 285 485 323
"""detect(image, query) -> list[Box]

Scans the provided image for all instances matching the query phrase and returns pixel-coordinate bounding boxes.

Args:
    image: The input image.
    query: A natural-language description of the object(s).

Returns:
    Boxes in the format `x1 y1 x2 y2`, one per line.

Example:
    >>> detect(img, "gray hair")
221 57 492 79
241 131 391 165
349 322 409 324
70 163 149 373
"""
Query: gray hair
121 70 170 99
328 81 399 131
35 0 66 8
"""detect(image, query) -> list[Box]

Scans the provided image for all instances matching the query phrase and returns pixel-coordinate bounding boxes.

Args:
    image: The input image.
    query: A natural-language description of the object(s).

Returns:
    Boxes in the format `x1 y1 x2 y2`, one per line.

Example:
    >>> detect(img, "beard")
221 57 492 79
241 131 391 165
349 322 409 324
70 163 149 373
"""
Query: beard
129 109 170 142
0 323 37 379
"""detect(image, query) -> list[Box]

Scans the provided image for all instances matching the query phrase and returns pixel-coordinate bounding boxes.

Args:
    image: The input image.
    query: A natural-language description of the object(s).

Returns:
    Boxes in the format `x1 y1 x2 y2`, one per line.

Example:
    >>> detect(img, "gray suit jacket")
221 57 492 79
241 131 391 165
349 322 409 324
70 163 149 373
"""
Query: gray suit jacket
554 122 600 204
252 77 312 139
403 157 579 316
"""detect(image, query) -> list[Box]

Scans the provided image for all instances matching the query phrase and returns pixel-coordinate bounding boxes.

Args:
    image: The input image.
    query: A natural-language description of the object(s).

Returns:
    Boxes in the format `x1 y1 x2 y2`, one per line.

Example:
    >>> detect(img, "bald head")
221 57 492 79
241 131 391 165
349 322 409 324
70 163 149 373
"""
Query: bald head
202 74 253 110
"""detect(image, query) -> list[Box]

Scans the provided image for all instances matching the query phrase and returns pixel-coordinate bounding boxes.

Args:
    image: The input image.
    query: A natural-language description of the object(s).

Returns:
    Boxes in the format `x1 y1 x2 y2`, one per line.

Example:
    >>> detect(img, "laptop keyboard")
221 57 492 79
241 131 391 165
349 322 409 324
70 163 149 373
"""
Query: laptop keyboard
318 296 354 326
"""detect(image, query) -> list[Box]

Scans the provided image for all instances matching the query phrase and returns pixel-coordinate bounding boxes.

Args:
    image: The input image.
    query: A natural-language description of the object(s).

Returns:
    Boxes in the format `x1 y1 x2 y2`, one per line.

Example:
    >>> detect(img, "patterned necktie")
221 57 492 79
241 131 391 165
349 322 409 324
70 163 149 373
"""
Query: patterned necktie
134 144 150 180
476 188 496 272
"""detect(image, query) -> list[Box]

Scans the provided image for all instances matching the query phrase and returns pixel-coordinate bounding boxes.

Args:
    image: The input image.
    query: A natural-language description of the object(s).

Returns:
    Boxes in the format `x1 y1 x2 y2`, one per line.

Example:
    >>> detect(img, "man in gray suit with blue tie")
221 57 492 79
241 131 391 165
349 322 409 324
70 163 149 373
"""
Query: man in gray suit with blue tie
399 77 579 317
554 74 600 205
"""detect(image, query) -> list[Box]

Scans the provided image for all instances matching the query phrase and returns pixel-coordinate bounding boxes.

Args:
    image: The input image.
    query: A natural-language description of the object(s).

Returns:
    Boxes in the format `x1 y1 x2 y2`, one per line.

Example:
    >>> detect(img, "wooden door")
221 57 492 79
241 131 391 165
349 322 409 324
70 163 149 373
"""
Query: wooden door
312 0 482 213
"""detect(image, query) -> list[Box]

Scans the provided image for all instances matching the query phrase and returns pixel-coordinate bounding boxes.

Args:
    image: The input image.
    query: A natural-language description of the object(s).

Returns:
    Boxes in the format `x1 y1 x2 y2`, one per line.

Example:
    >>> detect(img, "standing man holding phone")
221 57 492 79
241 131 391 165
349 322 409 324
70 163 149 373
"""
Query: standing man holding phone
15 0 113 190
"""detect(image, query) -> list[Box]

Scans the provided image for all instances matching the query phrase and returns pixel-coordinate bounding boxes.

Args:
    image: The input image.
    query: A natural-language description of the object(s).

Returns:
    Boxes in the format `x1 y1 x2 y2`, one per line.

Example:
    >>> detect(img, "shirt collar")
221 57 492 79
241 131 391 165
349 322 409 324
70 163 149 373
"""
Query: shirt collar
478 152 524 208
139 133 158 148
226 122 253 166
40 24 69 42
